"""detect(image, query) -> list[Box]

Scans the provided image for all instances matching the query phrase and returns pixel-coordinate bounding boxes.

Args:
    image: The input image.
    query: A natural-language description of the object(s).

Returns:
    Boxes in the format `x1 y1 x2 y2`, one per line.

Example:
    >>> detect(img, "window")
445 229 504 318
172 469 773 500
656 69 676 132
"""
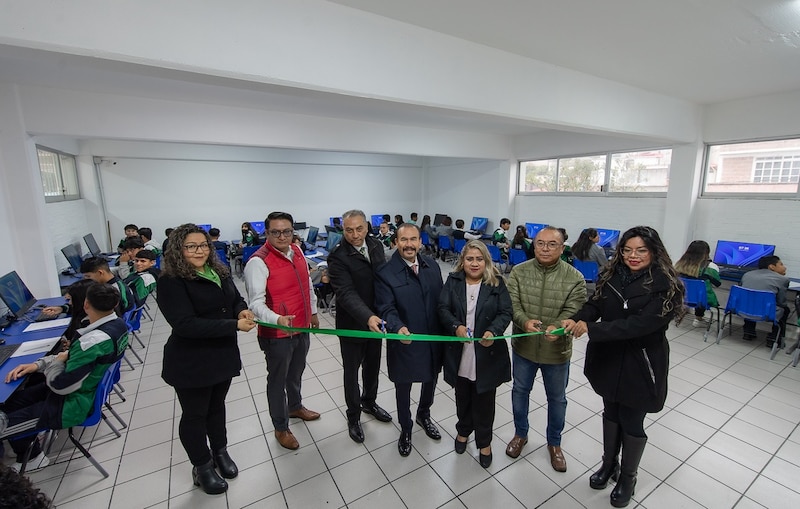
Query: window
37 146 80 202
703 138 800 195
519 148 671 194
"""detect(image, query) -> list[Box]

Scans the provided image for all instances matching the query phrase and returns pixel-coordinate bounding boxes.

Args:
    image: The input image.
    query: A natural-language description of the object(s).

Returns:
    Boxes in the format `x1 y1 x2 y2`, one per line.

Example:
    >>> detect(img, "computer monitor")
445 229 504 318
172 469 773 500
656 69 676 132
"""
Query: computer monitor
433 214 447 226
371 214 386 228
250 221 266 235
712 240 776 268
525 223 548 239
326 232 342 252
83 233 103 257
197 224 212 232
293 222 307 230
0 271 36 319
61 243 83 273
596 229 621 249
329 217 343 228
470 217 489 234
306 226 319 245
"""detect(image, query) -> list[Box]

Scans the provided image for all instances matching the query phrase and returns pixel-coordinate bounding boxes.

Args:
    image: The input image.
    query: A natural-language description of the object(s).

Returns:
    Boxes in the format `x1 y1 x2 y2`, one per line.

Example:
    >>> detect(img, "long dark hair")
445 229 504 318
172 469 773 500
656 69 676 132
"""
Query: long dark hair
62 279 94 342
595 226 685 321
512 225 528 246
674 240 711 278
419 214 431 229
572 228 598 261
162 223 230 279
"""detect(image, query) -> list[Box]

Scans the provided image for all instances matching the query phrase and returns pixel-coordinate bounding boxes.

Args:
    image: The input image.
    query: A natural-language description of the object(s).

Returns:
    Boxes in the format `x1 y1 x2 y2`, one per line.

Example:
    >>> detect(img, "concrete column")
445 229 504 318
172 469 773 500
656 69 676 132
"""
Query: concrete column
662 140 704 261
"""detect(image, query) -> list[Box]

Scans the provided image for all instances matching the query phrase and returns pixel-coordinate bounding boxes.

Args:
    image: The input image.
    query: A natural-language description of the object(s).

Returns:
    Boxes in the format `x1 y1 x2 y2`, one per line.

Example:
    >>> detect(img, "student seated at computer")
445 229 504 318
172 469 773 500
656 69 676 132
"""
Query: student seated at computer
117 223 139 254
375 222 394 249
123 250 161 308
0 283 129 472
381 214 396 233
114 236 146 280
674 240 721 327
740 255 790 347
80 257 136 316
239 222 259 248
208 228 228 252
452 219 481 242
492 218 511 256
162 227 174 254
511 225 532 259
138 227 161 256
571 228 609 269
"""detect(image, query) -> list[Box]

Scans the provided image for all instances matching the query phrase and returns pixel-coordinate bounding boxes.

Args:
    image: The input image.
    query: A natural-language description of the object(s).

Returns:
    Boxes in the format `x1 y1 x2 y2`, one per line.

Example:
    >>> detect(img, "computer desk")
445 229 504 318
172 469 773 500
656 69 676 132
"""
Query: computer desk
0 296 68 403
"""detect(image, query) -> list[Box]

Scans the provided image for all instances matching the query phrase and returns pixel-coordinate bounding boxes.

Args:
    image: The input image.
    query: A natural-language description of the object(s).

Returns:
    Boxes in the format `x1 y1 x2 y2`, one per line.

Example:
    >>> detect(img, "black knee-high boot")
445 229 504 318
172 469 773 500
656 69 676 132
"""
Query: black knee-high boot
610 434 647 508
590 417 621 489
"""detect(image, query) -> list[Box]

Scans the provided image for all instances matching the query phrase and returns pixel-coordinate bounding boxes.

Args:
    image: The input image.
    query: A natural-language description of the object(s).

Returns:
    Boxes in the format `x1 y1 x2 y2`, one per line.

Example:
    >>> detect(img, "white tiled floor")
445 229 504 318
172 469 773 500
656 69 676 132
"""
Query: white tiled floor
8 268 800 508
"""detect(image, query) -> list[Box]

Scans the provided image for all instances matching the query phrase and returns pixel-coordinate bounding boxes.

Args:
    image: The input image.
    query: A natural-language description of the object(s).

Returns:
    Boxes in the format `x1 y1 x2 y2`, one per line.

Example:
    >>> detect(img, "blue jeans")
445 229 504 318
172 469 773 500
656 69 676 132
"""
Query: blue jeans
511 351 569 446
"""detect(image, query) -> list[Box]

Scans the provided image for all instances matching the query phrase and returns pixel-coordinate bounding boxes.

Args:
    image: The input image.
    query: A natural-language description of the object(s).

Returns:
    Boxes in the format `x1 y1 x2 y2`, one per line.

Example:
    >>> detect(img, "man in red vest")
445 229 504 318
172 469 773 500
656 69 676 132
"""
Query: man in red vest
245 211 320 450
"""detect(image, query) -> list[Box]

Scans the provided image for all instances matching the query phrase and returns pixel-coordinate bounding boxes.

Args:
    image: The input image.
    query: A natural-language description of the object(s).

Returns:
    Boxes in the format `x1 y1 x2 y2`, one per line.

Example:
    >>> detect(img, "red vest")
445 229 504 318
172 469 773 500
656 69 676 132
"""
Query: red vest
253 242 312 338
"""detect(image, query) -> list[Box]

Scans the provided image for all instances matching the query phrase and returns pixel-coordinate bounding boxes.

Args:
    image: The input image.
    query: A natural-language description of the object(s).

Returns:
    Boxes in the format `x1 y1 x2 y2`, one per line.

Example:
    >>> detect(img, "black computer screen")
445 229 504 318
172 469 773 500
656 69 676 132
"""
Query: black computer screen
83 233 102 256
306 226 319 245
61 243 83 273
0 271 36 318
433 214 447 226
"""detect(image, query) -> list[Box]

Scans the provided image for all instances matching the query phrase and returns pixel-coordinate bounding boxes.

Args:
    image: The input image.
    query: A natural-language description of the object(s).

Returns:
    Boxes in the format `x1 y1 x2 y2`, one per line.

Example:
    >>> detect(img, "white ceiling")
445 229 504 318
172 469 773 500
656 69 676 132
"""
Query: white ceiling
328 0 800 104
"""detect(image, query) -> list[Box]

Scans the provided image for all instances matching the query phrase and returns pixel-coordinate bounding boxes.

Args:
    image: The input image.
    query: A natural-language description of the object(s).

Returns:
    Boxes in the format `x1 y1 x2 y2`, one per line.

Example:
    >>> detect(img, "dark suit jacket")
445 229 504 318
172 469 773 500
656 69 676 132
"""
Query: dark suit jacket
375 251 444 383
438 271 512 394
157 273 247 388
328 235 387 342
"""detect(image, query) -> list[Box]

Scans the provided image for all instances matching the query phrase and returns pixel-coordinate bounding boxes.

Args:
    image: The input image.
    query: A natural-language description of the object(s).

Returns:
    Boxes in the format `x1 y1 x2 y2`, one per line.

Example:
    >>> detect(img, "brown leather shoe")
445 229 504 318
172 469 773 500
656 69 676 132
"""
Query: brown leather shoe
274 430 299 450
505 435 528 458
547 445 567 472
288 406 320 421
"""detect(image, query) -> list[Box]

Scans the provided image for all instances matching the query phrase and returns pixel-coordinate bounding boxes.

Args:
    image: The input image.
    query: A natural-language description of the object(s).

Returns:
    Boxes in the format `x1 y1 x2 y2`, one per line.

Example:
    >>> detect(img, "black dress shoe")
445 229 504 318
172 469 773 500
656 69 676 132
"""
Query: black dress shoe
362 403 392 422
479 451 493 468
398 431 412 457
415 416 441 440
348 421 365 443
193 459 228 494
454 437 467 454
212 447 238 479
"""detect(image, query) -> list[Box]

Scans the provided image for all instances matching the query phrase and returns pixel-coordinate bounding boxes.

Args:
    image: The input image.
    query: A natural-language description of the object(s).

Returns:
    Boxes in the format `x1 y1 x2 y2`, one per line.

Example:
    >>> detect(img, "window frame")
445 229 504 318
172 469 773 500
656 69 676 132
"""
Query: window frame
517 147 671 197
36 145 81 203
701 136 800 199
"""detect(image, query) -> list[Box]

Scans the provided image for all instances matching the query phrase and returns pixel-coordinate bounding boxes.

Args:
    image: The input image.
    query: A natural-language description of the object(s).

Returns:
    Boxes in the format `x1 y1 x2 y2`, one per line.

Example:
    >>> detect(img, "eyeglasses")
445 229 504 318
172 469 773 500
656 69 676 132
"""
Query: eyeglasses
535 241 563 250
183 243 211 253
622 247 650 257
269 229 294 238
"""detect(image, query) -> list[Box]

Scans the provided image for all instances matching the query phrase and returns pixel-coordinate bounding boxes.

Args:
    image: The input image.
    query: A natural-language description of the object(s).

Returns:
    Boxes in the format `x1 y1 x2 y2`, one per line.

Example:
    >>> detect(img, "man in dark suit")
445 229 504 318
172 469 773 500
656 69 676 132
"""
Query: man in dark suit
375 223 445 456
328 209 393 443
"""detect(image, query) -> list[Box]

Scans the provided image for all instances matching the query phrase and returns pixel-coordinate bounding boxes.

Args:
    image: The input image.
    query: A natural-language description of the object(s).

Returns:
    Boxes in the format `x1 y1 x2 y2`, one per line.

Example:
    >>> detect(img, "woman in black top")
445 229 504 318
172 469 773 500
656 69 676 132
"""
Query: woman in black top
563 226 684 508
157 224 256 495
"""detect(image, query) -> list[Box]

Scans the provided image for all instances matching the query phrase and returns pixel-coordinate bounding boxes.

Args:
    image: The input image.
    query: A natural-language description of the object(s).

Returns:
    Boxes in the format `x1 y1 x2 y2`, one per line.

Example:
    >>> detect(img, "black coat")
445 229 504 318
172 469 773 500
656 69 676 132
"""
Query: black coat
157 273 248 388
438 271 512 394
571 267 674 413
375 251 444 383
327 236 387 342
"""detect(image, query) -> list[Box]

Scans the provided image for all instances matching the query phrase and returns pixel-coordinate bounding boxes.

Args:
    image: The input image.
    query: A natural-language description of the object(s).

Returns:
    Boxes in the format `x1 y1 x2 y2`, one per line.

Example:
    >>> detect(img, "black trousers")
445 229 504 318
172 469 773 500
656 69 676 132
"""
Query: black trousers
743 304 789 339
1 382 58 461
454 377 496 448
340 338 382 424
174 378 232 466
394 380 436 433
603 399 647 438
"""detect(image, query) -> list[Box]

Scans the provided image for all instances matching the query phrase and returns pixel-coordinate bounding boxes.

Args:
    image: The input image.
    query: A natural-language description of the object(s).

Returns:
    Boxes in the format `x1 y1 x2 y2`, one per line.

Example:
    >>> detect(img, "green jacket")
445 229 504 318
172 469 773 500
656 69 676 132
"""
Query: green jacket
507 258 586 364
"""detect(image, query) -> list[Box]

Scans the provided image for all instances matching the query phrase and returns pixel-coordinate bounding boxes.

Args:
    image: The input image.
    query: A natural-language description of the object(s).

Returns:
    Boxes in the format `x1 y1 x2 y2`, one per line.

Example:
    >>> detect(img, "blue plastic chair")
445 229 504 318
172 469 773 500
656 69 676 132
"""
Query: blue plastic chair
508 248 527 267
438 236 453 262
573 259 599 282
486 245 502 264
420 231 431 252
242 246 259 265
717 285 778 345
453 238 466 255
680 277 719 342
216 248 230 268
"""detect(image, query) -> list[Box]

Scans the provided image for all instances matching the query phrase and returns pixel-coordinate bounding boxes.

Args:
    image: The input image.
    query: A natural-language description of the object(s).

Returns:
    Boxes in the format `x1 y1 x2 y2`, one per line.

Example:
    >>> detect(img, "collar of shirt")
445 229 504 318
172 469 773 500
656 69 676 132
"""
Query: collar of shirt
402 257 419 269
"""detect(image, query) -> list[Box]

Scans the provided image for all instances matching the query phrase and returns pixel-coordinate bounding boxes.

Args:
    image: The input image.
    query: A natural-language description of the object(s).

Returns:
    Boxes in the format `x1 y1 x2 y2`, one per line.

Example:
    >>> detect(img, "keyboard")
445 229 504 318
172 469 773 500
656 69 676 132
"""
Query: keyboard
30 310 60 322
0 343 21 367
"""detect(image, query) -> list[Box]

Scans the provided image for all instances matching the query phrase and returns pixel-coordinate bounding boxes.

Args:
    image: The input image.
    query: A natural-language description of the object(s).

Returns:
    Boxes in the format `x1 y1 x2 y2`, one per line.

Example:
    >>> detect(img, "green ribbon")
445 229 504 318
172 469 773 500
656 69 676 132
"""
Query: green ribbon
255 320 566 342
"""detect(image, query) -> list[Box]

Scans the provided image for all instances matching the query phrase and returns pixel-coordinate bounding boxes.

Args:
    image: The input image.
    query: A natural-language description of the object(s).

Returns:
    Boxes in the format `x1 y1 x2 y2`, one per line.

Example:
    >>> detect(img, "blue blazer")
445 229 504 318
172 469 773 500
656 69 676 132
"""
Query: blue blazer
375 251 444 383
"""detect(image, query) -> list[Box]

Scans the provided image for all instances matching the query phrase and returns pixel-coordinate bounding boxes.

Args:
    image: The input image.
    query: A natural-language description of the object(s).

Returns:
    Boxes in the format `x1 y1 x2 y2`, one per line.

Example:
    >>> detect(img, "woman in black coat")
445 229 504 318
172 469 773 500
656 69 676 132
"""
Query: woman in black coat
563 226 684 508
438 240 512 468
157 224 256 495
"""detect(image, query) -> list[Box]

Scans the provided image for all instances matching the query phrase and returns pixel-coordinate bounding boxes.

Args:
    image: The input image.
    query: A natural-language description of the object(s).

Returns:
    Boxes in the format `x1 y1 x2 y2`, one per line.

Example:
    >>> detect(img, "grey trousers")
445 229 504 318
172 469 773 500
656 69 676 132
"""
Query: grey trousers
262 333 310 431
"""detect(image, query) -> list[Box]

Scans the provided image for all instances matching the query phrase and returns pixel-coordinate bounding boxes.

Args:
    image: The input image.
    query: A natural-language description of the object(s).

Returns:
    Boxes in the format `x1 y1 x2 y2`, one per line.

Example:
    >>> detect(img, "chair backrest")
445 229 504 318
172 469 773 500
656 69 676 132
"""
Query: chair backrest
154 256 161 269
486 245 502 264
216 249 230 268
725 285 777 322
242 246 259 265
420 231 430 246
680 277 709 309
509 248 527 266
438 235 452 250
126 305 145 333
82 363 119 427
573 259 599 282
453 238 466 255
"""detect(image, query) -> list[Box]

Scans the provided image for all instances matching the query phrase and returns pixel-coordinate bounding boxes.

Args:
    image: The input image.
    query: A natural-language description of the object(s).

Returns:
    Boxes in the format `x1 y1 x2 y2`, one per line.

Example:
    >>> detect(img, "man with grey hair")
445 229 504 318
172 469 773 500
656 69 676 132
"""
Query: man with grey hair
327 209 392 443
